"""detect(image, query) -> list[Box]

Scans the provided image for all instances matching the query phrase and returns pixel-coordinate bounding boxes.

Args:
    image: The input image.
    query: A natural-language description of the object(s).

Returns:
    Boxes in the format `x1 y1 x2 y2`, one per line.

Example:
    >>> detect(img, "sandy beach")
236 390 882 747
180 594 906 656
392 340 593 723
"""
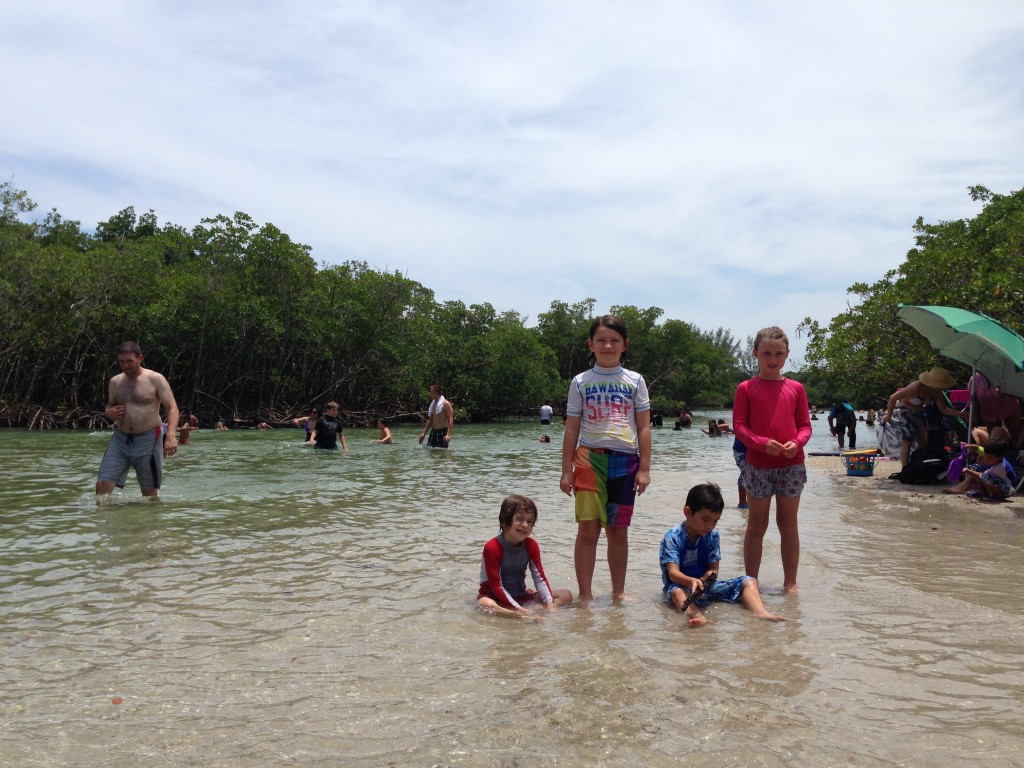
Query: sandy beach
805 452 1024 517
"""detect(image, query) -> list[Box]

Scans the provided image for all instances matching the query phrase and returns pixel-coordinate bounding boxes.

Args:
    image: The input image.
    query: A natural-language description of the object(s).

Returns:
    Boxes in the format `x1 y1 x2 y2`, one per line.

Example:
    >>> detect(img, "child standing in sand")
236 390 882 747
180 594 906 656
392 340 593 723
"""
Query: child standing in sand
560 315 652 603
732 326 812 593
477 495 573 619
660 483 784 627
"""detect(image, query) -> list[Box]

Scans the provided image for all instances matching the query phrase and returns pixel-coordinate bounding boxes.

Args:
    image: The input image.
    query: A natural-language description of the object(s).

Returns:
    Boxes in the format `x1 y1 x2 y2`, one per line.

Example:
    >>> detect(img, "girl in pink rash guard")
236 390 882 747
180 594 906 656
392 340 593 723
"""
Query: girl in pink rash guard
732 326 812 593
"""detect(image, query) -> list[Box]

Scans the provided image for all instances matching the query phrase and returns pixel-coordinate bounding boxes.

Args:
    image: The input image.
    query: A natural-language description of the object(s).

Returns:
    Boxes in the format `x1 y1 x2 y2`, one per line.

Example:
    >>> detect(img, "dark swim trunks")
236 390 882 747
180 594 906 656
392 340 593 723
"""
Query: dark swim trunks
427 428 449 448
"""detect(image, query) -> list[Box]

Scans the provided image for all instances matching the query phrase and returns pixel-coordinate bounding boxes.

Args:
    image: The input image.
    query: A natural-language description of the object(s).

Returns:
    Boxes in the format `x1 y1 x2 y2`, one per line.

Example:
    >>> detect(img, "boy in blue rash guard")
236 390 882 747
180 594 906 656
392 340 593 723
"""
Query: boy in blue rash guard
660 483 785 628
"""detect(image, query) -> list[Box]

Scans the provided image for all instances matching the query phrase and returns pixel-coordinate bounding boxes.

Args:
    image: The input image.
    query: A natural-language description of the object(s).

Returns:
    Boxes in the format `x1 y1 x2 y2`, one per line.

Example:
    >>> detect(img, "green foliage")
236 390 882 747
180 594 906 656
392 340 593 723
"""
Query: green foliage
0 181 36 230
535 298 596 385
736 335 758 380
0 184 753 426
9 181 1016 424
532 301 745 410
800 185 1024 406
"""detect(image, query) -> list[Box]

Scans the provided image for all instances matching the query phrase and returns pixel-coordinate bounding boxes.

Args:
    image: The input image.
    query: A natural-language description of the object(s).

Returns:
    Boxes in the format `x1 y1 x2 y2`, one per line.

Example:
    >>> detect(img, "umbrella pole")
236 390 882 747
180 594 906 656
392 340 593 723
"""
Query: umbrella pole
968 366 976 439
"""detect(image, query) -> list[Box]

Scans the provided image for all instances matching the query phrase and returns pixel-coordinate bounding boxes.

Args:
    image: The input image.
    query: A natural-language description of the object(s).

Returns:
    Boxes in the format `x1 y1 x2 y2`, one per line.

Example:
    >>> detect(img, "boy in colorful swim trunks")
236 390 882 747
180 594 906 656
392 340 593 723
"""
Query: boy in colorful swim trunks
660 483 784 628
477 495 573 619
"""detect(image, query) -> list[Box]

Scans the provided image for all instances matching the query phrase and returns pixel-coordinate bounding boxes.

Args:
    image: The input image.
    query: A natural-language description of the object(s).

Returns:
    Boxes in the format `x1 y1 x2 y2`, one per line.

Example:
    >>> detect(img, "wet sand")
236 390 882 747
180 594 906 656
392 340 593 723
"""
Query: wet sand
805 452 1024 516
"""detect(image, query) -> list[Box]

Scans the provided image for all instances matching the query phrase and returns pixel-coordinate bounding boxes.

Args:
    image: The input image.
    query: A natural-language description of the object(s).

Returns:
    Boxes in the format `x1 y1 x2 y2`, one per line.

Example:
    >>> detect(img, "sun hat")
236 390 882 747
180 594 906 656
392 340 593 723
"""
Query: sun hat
918 366 956 389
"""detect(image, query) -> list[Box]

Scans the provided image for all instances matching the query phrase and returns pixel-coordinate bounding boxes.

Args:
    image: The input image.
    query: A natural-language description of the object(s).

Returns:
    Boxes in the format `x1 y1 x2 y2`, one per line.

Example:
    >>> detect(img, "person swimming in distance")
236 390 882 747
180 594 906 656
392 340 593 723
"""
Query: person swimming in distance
372 418 394 444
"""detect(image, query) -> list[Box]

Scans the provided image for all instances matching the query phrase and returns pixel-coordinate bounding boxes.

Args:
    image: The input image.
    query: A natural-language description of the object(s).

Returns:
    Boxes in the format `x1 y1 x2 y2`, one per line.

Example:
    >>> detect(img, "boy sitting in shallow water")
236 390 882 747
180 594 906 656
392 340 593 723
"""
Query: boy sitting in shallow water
659 483 784 627
477 495 572 619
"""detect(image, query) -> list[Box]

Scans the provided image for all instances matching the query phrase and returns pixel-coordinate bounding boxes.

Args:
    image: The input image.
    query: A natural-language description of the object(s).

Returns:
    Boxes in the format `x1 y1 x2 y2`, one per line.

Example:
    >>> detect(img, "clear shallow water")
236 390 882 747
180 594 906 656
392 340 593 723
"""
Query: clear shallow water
2 416 1023 767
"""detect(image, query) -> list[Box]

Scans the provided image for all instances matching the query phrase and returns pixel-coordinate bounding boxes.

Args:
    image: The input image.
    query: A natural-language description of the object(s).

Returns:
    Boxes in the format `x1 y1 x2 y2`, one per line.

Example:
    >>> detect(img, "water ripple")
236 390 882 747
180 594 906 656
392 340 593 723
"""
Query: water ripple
1 422 1023 766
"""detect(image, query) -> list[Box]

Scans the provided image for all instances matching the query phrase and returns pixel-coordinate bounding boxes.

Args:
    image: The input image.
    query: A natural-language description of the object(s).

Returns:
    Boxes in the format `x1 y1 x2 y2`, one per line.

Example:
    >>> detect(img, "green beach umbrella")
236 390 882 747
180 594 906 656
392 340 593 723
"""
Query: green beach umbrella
895 305 1024 427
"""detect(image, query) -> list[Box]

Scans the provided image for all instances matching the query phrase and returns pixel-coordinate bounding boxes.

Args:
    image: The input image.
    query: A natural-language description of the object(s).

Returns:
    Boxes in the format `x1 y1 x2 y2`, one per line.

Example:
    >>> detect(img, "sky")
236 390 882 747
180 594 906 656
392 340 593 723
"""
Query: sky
4 1 1024 364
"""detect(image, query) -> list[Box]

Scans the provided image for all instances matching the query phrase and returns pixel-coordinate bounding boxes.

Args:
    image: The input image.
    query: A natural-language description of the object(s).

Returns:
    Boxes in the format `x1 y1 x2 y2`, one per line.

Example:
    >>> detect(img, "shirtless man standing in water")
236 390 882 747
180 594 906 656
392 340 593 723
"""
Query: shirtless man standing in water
418 384 454 448
96 341 179 499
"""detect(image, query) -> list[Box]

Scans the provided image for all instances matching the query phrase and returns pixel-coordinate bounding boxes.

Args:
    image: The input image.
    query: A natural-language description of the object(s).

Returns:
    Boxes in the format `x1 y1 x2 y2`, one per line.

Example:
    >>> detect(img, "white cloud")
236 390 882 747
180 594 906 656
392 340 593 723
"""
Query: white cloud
4 0 1024 361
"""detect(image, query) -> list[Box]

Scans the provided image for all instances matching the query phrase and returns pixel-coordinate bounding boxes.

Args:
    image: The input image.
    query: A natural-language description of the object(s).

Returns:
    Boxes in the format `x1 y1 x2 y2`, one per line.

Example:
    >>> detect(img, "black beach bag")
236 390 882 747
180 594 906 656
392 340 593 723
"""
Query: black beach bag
888 449 950 485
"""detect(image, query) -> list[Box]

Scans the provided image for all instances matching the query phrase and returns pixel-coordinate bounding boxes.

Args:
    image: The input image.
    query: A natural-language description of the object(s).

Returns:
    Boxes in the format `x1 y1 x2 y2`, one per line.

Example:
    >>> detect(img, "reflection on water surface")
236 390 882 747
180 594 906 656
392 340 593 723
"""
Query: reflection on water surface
1 419 1022 766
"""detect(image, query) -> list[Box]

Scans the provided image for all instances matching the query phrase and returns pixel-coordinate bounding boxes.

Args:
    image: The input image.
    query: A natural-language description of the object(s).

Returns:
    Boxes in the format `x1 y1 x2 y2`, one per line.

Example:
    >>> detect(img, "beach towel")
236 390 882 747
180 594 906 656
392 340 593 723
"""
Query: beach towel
876 419 903 459
970 372 1019 423
428 395 447 418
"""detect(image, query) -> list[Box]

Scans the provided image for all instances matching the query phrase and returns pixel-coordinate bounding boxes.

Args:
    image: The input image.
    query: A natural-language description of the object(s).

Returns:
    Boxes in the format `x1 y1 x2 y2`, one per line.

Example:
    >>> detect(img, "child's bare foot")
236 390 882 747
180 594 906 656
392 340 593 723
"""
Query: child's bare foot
783 583 800 594
612 593 640 604
687 614 709 628
943 486 967 494
752 608 786 621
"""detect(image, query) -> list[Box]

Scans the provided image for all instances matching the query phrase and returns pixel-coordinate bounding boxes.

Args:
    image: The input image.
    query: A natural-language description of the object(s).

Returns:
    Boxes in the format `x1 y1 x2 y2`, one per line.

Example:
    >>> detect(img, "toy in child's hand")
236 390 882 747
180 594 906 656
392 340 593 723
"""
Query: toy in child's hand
681 572 718 610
